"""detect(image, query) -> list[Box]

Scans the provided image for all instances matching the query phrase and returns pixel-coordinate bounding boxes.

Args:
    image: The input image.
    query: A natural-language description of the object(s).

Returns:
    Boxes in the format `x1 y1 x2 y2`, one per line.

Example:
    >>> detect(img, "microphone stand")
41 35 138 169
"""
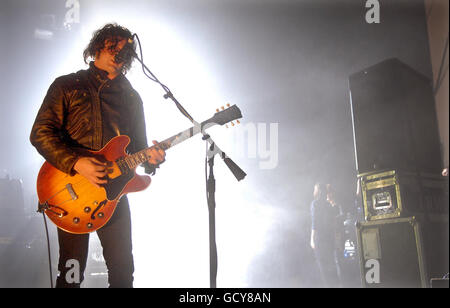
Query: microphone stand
202 136 246 288
205 138 218 288
128 35 246 288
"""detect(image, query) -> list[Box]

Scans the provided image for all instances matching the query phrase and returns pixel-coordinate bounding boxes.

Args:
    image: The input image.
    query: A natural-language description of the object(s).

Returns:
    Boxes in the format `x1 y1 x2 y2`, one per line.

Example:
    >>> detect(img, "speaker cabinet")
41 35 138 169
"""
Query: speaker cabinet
356 216 449 288
349 58 442 174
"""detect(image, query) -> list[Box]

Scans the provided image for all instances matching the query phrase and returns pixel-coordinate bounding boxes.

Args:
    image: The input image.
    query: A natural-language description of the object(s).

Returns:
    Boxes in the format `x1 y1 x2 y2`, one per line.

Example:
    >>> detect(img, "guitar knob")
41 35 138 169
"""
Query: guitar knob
84 207 91 213
87 223 93 229
98 212 104 218
73 217 80 224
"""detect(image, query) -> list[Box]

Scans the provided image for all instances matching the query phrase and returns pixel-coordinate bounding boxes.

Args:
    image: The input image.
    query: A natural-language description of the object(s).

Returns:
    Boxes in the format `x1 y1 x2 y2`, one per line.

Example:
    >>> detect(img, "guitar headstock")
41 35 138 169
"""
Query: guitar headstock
211 104 242 128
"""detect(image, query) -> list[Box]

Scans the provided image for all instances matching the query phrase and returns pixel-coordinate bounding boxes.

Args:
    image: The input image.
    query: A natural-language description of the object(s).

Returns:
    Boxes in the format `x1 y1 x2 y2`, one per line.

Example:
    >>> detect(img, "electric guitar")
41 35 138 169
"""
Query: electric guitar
36 105 242 234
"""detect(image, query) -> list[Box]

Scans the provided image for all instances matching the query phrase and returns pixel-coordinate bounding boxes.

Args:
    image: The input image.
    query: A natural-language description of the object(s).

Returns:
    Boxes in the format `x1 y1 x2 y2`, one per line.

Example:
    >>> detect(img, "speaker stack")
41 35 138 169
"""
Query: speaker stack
348 58 449 288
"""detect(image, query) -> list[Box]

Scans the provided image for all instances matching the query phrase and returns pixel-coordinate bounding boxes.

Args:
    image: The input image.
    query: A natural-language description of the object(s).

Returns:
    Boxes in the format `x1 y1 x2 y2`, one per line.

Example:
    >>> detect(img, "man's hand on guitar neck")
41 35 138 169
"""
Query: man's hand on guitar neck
147 140 166 169
73 157 108 188
73 141 165 187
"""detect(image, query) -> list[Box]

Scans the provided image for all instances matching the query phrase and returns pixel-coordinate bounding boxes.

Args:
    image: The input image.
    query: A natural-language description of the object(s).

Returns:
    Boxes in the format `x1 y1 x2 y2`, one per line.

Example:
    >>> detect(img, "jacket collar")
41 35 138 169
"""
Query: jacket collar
87 61 133 92
89 61 110 82
89 62 131 87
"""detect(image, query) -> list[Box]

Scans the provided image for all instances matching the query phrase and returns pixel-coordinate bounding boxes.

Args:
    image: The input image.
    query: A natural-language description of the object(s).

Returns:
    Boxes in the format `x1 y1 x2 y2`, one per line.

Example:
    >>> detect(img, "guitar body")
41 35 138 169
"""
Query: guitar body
37 135 151 234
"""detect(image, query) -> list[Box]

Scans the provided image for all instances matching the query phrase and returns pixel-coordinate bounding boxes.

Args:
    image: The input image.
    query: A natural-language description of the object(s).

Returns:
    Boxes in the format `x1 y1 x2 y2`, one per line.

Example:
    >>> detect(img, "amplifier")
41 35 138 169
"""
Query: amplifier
0 178 25 213
359 170 448 221
430 278 449 288
356 216 449 288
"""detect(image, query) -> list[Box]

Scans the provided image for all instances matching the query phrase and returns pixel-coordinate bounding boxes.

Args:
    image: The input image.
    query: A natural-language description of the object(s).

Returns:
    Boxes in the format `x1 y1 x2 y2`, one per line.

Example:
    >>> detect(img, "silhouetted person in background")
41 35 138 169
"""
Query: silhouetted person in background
310 182 341 287
326 184 345 284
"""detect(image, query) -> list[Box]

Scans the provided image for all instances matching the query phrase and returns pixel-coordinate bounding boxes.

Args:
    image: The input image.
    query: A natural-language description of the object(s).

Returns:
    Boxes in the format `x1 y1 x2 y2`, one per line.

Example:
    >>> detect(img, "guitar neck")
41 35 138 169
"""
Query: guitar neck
159 124 202 151
123 104 242 169
125 122 206 169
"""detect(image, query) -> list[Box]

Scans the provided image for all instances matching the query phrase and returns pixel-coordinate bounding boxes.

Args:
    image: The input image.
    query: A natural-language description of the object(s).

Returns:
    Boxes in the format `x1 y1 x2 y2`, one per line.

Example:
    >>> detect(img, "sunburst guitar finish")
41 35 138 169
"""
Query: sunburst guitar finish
37 135 151 234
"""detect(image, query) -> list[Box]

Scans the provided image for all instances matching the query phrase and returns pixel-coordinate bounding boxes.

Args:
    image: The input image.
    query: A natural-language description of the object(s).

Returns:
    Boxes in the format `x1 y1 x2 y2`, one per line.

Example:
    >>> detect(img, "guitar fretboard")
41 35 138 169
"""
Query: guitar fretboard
117 124 201 172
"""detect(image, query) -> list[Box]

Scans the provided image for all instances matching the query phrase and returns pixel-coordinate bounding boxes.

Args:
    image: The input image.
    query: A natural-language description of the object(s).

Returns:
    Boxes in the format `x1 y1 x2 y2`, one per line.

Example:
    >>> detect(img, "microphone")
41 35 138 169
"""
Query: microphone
114 36 135 64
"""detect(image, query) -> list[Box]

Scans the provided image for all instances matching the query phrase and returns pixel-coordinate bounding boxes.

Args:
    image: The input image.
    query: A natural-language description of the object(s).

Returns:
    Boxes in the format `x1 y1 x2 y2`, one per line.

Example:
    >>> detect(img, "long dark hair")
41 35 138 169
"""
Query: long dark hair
83 23 136 74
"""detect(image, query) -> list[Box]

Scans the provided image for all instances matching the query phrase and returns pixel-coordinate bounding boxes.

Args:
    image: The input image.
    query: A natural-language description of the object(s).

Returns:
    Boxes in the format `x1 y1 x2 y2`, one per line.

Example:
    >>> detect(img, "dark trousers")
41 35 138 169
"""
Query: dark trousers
55 197 134 288
314 244 340 288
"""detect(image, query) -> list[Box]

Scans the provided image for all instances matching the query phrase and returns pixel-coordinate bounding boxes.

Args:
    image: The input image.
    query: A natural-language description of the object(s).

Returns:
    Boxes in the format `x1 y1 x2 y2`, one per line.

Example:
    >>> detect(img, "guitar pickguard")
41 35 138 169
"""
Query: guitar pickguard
103 171 135 201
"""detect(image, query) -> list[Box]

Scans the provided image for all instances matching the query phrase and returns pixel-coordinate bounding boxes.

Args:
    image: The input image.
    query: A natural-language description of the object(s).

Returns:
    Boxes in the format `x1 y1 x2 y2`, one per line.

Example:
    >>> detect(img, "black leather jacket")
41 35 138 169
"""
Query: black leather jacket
30 63 151 175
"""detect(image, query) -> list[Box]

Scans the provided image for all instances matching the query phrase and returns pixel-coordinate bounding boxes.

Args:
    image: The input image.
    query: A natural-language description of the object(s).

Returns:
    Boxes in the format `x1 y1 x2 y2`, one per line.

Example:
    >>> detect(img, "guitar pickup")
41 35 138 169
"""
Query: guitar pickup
66 183 78 200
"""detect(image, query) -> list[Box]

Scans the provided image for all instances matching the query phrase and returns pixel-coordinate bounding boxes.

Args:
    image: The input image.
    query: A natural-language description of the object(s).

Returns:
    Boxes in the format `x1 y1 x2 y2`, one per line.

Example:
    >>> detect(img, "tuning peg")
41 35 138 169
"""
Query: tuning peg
226 124 229 128
216 108 220 113
231 122 235 127
226 103 230 108
236 120 240 124
221 106 225 110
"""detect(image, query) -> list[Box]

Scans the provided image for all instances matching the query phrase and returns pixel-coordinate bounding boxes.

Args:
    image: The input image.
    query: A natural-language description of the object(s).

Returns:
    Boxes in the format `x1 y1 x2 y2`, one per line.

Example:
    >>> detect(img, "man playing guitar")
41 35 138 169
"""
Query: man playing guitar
30 23 166 288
